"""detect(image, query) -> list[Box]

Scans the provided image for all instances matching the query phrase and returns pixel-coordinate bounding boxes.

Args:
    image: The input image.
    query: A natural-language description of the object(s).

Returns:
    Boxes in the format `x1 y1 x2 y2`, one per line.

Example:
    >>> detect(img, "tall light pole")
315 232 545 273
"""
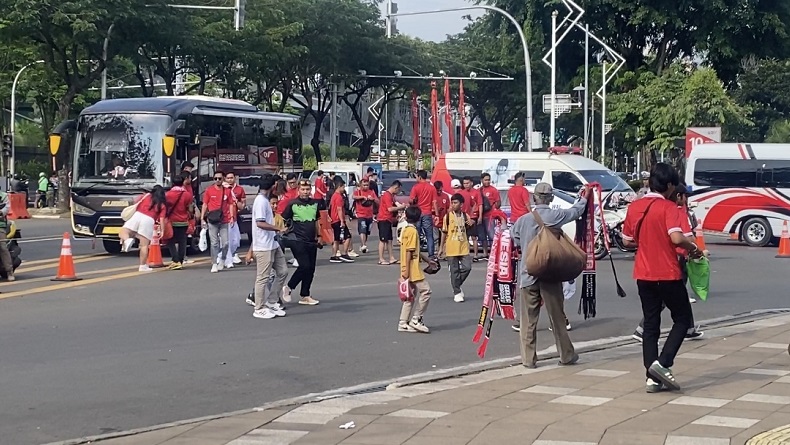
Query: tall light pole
600 60 607 165
101 23 115 100
549 10 558 148
388 5 534 151
10 60 45 176
583 23 590 158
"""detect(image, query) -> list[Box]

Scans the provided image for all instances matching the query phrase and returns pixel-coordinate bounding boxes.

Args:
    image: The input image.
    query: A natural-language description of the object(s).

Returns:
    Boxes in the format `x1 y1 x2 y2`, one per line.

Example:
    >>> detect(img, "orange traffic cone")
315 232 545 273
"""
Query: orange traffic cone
776 221 790 258
52 233 82 281
694 219 707 251
147 230 165 268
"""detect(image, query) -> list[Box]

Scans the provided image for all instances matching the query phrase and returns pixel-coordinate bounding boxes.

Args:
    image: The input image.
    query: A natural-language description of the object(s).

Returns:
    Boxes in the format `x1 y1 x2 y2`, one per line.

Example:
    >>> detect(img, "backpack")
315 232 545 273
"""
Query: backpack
525 210 587 282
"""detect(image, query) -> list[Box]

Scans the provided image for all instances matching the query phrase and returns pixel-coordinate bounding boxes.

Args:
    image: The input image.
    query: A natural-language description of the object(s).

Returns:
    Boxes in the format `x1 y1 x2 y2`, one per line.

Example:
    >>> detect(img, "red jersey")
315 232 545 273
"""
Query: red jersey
458 188 481 219
136 193 166 221
165 186 193 223
479 185 500 216
377 191 397 223
277 188 298 215
622 193 684 281
410 181 436 215
227 184 246 209
353 189 377 219
202 186 233 223
507 186 531 223
329 192 346 223
676 206 694 256
434 191 451 228
313 177 328 200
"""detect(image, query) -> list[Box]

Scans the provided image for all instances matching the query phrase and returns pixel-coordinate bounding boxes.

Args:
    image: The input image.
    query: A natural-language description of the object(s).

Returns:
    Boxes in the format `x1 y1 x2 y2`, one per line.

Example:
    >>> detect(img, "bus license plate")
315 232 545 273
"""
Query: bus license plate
102 227 121 235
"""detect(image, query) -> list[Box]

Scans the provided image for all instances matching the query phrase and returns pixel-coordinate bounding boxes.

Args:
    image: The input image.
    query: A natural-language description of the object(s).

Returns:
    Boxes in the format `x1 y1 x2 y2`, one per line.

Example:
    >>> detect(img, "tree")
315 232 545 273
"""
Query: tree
731 58 790 142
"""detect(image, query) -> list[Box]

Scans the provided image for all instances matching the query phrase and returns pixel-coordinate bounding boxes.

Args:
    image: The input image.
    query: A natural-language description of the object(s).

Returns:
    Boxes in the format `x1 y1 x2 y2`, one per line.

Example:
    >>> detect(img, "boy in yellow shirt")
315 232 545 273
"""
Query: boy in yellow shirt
399 206 438 333
440 193 471 303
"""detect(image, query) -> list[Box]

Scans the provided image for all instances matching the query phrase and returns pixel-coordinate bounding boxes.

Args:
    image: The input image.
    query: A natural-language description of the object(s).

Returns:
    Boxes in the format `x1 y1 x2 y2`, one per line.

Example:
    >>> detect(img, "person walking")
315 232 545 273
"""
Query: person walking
458 176 482 261
433 181 450 259
398 206 438 333
165 172 193 270
507 172 531 224
328 177 354 263
281 180 324 306
250 175 289 319
440 193 471 303
224 171 247 268
409 170 438 259
621 164 702 393
0 191 16 281
120 185 167 272
201 171 234 273
478 172 501 256
511 182 587 369
352 178 378 254
377 180 405 265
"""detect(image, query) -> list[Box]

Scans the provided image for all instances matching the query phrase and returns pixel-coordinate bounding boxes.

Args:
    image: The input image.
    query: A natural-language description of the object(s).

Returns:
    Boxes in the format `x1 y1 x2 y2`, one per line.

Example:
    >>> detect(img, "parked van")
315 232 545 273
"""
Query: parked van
431 149 635 201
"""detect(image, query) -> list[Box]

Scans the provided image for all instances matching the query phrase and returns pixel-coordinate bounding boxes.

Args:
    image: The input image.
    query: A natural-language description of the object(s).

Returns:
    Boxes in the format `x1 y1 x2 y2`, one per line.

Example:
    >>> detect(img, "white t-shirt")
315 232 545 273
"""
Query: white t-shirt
252 193 278 251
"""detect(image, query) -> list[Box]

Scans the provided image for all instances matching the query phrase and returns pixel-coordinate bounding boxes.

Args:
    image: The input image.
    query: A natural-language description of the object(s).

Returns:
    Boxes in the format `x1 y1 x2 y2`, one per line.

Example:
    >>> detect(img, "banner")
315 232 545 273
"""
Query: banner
411 90 420 158
430 81 441 160
459 80 466 152
443 79 456 152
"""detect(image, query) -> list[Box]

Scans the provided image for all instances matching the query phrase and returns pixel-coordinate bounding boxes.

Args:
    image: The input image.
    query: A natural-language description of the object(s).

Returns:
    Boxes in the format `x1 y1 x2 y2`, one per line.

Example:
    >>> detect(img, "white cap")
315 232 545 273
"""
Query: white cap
451 179 462 188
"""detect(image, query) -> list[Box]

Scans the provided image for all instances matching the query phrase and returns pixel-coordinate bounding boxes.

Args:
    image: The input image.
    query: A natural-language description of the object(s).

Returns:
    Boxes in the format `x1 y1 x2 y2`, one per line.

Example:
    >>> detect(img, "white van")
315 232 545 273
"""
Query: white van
432 150 636 201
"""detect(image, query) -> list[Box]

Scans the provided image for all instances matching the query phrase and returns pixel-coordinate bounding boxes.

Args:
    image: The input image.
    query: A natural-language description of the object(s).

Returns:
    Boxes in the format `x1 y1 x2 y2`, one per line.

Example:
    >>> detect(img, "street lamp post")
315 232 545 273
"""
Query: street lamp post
600 60 607 165
101 24 115 100
10 60 45 176
583 23 590 158
549 11 558 149
388 6 534 151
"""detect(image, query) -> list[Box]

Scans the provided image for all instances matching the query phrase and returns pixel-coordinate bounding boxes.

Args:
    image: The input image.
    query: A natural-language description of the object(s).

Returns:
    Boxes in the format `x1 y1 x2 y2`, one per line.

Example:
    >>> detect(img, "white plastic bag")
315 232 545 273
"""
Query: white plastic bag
563 280 577 300
228 223 241 255
198 227 208 252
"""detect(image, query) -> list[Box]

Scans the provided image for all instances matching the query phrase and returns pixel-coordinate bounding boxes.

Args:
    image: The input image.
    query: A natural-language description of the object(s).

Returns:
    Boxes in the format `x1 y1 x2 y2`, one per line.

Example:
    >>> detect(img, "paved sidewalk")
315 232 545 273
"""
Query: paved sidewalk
92 315 790 445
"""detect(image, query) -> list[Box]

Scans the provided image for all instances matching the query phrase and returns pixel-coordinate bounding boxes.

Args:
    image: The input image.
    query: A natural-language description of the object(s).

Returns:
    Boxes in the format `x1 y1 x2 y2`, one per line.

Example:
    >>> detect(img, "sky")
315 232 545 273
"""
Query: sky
379 0 483 42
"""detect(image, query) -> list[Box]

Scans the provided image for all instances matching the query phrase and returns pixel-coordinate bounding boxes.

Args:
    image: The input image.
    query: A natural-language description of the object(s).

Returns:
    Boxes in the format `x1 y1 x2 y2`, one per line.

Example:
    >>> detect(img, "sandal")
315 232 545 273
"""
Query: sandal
378 260 391 265
390 259 399 264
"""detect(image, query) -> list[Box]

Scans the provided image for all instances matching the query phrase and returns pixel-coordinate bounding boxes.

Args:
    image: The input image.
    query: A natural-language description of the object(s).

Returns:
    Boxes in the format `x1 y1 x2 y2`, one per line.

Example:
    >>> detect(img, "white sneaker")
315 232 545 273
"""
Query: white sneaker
282 286 292 303
217 260 224 271
121 238 134 252
138 265 153 272
232 254 242 264
211 264 219 273
291 259 299 267
689 296 697 303
253 308 276 319
225 260 235 269
360 245 368 254
348 250 359 258
454 291 465 303
265 302 286 317
408 317 430 333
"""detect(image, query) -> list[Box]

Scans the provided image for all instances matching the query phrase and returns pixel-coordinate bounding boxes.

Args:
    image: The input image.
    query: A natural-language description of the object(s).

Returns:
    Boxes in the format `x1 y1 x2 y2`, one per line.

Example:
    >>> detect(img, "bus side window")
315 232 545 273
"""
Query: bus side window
349 173 358 187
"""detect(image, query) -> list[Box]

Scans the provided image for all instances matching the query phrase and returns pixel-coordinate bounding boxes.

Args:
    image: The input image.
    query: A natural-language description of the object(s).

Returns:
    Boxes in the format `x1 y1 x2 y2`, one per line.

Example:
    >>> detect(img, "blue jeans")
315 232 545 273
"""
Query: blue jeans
478 217 496 254
418 214 435 257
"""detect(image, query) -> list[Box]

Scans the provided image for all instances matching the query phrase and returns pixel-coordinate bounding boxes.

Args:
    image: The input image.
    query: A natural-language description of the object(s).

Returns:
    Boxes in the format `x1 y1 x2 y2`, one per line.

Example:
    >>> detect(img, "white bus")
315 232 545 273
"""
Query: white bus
686 143 790 247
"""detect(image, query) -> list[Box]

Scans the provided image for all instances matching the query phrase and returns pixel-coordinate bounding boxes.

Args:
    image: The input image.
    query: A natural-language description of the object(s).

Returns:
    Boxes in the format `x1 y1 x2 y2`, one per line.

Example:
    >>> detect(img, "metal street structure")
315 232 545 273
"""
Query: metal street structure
387 4 535 151
10 60 45 176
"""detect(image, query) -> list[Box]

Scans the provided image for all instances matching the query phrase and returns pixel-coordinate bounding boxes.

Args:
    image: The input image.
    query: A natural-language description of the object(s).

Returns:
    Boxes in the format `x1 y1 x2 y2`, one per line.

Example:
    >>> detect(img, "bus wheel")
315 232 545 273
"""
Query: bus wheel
103 239 123 254
741 217 772 247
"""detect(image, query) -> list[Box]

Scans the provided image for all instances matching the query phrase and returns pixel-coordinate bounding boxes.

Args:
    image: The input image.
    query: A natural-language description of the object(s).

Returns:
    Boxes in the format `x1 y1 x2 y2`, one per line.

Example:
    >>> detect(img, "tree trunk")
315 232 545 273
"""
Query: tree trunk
57 165 69 212
357 139 373 162
311 117 323 163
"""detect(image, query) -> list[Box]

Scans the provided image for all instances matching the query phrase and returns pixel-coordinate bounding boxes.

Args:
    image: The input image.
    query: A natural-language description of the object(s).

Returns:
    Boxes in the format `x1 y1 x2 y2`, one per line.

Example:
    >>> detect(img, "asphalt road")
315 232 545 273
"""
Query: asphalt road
1 219 788 444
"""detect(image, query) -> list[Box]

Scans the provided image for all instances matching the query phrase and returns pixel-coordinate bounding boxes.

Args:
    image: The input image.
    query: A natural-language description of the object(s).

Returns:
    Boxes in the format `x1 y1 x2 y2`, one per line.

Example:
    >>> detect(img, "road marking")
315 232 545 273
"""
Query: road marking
19 254 104 267
0 264 139 288
18 236 67 243
15 256 110 274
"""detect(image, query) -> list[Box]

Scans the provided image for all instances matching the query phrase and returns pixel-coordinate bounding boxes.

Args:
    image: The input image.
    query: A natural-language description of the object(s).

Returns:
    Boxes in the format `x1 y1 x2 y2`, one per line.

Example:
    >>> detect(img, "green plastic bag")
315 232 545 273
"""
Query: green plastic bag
686 257 710 301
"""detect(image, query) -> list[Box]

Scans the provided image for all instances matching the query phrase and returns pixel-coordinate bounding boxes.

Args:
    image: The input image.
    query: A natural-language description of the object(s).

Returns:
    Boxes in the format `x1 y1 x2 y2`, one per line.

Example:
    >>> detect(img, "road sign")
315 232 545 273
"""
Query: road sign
604 124 612 134
685 127 721 158
542 94 573 116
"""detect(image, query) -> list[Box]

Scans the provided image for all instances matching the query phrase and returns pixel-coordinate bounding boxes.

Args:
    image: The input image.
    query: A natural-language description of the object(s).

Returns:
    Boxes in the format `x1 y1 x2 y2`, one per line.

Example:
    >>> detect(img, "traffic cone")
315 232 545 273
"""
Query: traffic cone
52 233 82 281
147 230 165 268
776 221 790 258
694 219 707 251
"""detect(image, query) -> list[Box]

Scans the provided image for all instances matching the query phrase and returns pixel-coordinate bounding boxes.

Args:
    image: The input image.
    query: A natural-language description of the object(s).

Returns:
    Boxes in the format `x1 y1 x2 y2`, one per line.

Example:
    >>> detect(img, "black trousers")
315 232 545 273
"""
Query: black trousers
638 279 693 379
637 256 694 330
167 225 189 263
287 241 318 297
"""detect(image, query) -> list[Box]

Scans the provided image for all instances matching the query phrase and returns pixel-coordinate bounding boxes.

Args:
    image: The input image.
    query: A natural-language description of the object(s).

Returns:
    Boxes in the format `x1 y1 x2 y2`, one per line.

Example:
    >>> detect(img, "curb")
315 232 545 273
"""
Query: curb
43 309 790 445
30 214 67 219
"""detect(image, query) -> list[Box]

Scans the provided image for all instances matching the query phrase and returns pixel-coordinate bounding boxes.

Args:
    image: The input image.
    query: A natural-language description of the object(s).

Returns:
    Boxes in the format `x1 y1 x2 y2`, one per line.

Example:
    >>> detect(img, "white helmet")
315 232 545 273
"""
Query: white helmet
640 171 650 180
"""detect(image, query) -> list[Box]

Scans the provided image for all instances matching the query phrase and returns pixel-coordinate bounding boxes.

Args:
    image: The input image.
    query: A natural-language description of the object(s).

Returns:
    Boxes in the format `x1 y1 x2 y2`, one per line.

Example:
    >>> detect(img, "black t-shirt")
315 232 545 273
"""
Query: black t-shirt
282 197 326 242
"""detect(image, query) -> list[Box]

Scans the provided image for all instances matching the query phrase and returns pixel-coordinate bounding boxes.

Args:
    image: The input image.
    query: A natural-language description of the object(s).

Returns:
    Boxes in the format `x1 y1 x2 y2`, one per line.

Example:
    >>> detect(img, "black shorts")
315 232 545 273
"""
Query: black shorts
378 220 393 242
467 221 479 238
331 222 351 242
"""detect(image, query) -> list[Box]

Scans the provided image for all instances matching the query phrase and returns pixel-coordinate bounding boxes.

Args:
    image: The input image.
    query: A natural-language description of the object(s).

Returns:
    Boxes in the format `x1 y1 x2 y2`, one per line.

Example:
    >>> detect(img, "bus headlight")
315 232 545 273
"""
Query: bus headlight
72 201 96 216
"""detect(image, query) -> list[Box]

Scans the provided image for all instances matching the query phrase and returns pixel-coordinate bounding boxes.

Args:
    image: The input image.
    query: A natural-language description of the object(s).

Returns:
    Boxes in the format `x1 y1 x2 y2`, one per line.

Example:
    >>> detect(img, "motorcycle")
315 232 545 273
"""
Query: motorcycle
1 220 22 279
594 192 636 260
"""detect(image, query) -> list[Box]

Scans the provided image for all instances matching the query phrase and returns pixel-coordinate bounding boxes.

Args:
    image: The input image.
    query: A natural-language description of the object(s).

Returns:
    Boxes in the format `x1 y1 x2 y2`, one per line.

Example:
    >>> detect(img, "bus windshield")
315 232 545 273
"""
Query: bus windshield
74 113 171 185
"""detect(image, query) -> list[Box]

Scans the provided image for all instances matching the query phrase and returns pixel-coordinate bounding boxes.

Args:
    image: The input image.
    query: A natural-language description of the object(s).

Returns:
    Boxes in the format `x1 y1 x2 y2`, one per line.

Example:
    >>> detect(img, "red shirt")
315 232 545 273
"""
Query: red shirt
377 191 397 223
480 185 500 216
410 181 436 215
165 186 193 223
203 186 233 223
507 186 531 223
458 188 481 219
313 177 328 200
329 192 346 223
136 194 166 221
622 193 684 281
277 188 298 215
227 184 246 208
353 189 377 219
676 206 693 256
434 191 450 228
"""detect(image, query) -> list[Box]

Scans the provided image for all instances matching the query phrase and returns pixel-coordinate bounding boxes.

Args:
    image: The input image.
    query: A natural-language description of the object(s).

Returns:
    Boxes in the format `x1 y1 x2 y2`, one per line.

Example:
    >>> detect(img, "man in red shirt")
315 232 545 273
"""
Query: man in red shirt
165 172 194 269
479 173 501 257
458 176 482 260
277 173 299 215
224 171 247 267
433 181 450 258
409 170 439 258
377 180 405 265
507 172 531 223
201 170 235 273
313 170 328 201
622 164 702 393
352 179 378 254
329 177 354 263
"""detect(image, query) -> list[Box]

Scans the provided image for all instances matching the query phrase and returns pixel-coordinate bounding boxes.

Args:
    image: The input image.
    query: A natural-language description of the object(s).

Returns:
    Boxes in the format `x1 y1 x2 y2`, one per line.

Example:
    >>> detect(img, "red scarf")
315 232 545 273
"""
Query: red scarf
577 185 599 319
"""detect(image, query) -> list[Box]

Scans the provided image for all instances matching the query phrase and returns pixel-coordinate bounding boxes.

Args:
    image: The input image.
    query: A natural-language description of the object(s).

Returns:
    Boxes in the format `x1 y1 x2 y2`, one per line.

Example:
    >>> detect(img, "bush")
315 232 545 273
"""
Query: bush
302 144 360 162
16 159 51 179
628 179 642 192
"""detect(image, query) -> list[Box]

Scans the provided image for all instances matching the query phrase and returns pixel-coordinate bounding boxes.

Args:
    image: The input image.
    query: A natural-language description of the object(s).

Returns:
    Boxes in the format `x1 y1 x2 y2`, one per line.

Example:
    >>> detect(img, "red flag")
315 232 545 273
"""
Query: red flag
443 79 456 152
411 90 420 158
430 81 441 160
459 80 466 152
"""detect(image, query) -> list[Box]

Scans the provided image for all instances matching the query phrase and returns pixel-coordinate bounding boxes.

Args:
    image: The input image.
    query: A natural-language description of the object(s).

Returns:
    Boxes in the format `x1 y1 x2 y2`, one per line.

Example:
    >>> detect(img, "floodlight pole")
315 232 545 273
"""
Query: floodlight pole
549 11 558 149
583 24 590 158
600 60 607 165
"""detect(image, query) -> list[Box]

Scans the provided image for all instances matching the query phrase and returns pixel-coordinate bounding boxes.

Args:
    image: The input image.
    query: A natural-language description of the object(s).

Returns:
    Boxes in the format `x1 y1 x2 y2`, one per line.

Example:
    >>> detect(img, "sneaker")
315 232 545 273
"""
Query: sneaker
453 291 465 303
211 264 219 273
646 378 664 393
216 260 225 271
348 250 359 258
689 296 697 303
329 256 342 263
298 296 320 305
265 302 286 317
632 330 643 342
648 360 681 391
291 258 299 267
6 274 15 282
245 293 255 306
339 254 355 263
232 254 242 264
121 238 134 252
686 329 704 340
360 245 368 254
408 316 430 333
511 324 521 332
282 286 292 303
224 259 235 269
138 265 153 272
253 308 276 319
548 319 572 332
558 353 580 366
169 262 183 270
398 322 417 332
